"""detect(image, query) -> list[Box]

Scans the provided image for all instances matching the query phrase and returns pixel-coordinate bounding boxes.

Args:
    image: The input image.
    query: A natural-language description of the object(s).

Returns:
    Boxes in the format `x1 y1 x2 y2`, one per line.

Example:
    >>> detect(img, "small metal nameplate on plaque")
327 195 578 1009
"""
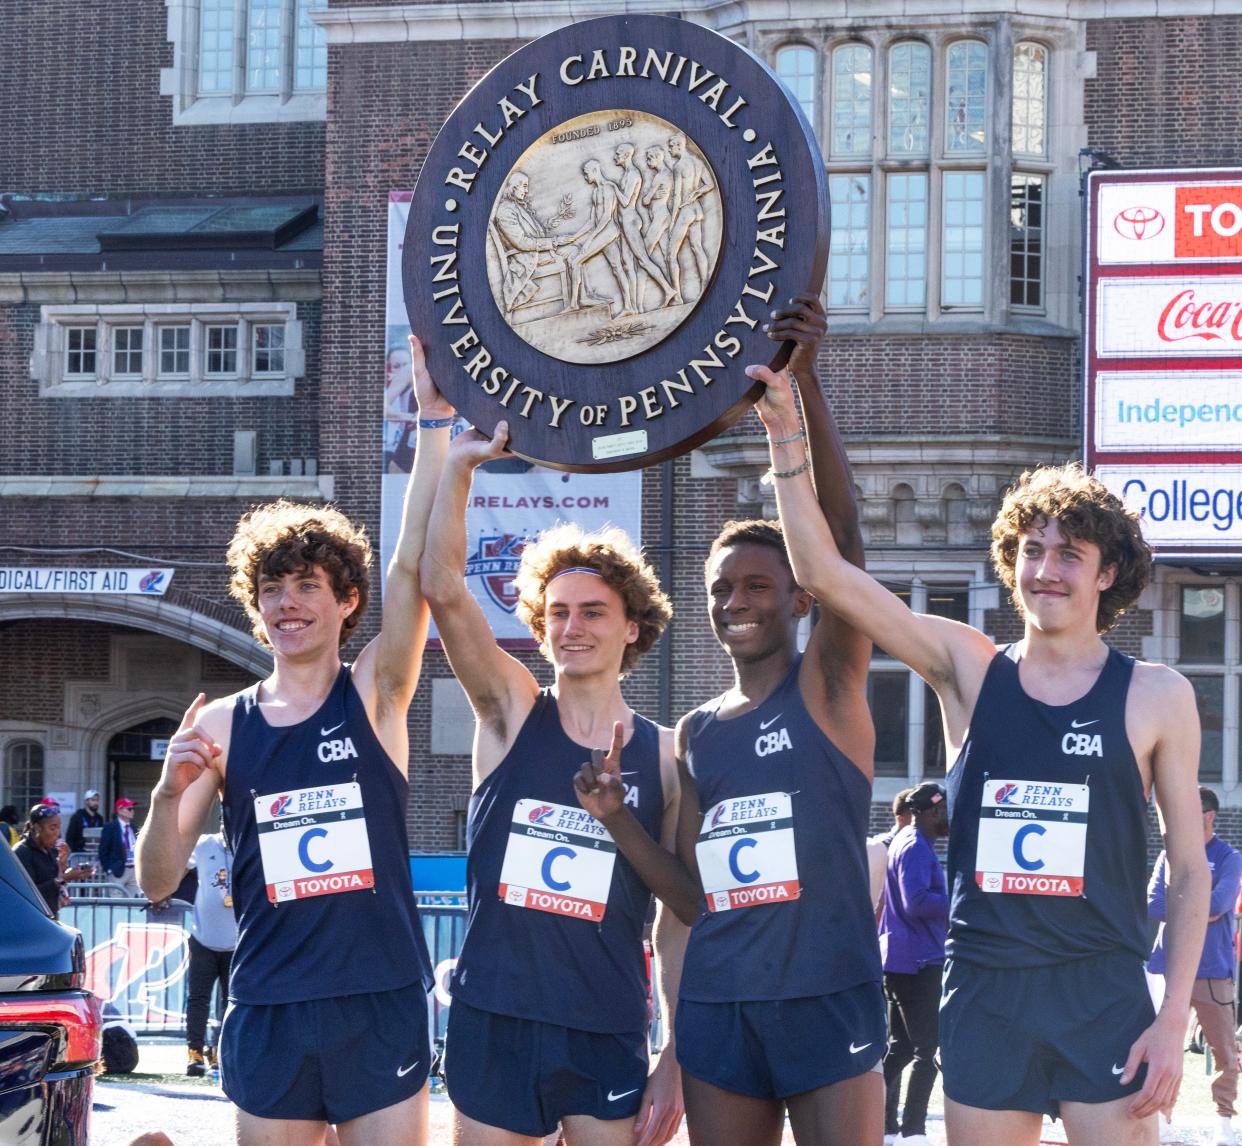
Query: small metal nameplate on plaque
592 430 649 461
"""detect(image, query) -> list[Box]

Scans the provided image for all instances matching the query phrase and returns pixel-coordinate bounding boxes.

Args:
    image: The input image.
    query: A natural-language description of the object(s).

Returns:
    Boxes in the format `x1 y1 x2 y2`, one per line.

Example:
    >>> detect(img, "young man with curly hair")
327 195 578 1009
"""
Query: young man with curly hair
421 428 691 1146
749 353 1209 1146
137 337 452 1146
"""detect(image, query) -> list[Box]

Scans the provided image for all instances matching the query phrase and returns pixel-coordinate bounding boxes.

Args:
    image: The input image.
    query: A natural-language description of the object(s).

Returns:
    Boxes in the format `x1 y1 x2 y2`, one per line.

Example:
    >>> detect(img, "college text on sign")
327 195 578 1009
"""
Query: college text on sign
498 798 618 922
404 15 827 472
696 791 800 912
254 782 375 904
975 779 1089 898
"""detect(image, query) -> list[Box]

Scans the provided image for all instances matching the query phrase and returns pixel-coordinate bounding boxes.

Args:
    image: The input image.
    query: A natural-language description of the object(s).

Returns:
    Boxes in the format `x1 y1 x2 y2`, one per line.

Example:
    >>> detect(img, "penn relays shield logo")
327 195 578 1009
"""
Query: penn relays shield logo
993 782 1018 805
270 794 293 817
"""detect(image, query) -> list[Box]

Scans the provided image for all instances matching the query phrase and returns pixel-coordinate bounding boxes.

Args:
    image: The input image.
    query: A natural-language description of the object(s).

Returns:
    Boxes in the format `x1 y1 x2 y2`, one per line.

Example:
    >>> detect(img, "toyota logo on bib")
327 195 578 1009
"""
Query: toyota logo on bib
1113 206 1165 241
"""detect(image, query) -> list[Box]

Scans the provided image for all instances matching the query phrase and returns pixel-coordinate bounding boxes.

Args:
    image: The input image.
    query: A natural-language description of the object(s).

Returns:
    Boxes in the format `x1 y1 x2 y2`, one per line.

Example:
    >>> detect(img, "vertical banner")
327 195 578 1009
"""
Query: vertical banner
384 193 642 644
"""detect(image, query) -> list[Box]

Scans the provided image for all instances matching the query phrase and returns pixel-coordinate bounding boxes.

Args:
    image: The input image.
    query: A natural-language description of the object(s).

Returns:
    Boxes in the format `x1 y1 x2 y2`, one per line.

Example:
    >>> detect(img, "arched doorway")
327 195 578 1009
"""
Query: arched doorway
107 716 178 820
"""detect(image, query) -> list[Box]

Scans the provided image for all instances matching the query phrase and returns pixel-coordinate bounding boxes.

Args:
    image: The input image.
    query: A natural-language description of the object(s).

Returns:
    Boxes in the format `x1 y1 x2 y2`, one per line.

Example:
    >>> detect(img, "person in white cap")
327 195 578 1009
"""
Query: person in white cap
66 788 103 853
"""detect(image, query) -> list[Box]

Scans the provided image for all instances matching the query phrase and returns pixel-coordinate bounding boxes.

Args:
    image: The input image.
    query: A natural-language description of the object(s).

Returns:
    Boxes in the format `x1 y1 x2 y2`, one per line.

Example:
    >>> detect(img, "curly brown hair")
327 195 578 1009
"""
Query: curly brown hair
514 523 672 677
990 464 1151 634
706 519 796 583
227 500 372 648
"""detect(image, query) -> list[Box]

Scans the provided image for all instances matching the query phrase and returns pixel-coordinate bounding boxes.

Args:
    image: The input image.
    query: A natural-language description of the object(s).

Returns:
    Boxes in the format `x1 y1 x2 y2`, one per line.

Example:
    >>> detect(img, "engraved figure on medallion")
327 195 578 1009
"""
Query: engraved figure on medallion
486 109 723 366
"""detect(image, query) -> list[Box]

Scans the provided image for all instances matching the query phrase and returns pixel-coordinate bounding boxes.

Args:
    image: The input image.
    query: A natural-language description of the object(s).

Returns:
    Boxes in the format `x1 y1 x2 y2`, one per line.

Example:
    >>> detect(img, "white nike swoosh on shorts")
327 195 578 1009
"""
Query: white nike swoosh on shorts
849 1042 872 1054
396 1061 421 1077
608 1087 640 1102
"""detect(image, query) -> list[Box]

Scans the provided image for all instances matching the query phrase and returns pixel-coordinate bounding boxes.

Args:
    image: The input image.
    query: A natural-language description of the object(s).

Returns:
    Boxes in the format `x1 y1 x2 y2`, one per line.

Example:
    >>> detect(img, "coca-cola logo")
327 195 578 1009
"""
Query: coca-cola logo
1113 206 1165 241
1156 288 1242 343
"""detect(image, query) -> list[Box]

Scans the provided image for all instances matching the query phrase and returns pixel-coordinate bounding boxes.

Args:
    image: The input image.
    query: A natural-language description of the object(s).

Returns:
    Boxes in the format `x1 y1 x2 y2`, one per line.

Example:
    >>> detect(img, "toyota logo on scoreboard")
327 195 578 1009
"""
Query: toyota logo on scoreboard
1086 168 1242 558
1112 205 1165 242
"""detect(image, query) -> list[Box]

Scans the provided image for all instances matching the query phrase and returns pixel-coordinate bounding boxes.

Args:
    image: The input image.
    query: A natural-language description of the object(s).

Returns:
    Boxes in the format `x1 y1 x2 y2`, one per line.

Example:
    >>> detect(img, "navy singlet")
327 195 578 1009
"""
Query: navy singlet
946 644 1148 966
223 664 433 1004
680 658 881 1003
450 690 664 1034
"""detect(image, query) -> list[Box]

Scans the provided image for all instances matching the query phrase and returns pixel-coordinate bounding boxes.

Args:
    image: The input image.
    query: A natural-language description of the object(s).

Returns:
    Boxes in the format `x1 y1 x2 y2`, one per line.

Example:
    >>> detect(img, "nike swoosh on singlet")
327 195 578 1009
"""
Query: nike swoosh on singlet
1070 718 1099 729
320 721 345 736
759 714 783 730
396 1060 421 1077
608 1088 640 1102
1111 1064 1126 1077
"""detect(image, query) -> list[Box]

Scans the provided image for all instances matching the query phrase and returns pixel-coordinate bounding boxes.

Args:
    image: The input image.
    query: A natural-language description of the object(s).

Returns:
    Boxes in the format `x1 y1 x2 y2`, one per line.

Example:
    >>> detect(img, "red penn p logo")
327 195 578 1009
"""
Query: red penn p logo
1113 206 1165 241
270 794 293 817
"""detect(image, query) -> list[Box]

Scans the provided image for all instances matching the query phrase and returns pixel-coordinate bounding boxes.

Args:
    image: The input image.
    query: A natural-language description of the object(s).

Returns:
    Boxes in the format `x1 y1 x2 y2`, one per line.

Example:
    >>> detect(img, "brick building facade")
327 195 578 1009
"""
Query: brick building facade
2 1 1239 859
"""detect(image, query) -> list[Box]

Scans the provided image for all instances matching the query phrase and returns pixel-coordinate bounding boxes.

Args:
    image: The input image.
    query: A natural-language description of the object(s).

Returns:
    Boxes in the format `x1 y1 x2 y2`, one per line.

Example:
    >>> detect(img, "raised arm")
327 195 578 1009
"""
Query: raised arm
354 336 453 749
420 419 539 773
747 365 996 739
767 296 873 722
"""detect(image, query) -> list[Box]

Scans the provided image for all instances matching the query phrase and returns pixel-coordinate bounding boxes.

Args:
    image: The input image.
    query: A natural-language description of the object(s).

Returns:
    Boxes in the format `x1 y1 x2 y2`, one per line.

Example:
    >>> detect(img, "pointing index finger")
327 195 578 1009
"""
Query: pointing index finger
178 692 206 733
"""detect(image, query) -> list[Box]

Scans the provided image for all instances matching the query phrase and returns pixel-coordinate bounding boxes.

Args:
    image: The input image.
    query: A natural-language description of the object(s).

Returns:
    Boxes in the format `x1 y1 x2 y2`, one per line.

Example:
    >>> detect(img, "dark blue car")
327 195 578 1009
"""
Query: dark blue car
0 837 100 1146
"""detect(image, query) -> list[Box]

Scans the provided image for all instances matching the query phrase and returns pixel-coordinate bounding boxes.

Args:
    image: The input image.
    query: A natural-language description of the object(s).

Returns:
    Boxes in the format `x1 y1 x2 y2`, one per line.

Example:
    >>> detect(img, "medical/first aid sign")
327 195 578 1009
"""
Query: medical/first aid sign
498 799 617 922
696 792 801 913
254 783 375 904
975 779 1089 898
1086 169 1242 557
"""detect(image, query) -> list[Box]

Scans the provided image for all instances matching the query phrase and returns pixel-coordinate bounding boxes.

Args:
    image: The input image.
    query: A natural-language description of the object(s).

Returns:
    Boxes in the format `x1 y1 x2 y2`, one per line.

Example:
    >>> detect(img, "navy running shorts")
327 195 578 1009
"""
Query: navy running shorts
675 981 886 1100
939 950 1154 1116
444 998 649 1137
220 979 430 1123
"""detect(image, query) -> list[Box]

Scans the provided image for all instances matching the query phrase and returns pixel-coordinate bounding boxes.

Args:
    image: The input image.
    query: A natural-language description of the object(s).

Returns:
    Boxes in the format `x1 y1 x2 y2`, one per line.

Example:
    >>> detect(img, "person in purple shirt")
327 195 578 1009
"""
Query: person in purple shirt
1149 785 1242 1146
880 781 949 1146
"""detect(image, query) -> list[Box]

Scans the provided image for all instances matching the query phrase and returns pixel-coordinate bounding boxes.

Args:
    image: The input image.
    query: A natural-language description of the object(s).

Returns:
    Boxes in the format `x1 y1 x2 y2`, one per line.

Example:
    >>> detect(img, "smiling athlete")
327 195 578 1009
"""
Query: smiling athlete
671 295 885 1146
421 426 689 1146
749 358 1210 1146
137 337 451 1146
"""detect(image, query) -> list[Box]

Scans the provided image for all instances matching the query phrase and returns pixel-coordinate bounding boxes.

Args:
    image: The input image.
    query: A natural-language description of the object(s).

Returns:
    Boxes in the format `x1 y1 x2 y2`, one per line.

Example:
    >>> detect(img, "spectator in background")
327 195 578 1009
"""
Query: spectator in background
1149 786 1242 1146
13 805 94 917
880 788 914 847
184 830 237 1078
66 788 104 853
99 797 142 897
0 805 19 847
880 782 950 1146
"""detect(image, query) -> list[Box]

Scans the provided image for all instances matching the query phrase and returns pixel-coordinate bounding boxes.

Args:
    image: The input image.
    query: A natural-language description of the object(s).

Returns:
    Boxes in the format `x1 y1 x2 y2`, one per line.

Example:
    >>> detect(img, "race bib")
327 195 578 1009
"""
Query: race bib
254 782 375 904
976 779 1089 897
498 799 617 923
696 792 800 912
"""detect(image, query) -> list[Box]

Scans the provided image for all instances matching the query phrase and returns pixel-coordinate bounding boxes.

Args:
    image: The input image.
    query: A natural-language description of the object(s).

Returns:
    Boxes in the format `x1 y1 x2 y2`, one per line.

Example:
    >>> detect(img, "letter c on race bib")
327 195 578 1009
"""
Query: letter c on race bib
1012 823 1046 871
728 838 760 884
298 827 334 873
541 845 576 892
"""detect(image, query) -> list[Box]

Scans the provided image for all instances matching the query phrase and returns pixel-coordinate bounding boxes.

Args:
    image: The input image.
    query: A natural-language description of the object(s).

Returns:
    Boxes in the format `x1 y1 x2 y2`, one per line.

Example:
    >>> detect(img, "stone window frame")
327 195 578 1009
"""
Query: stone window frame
161 0 327 127
33 302 304 397
865 562 995 781
3 739 46 815
764 18 1076 331
1148 570 1240 789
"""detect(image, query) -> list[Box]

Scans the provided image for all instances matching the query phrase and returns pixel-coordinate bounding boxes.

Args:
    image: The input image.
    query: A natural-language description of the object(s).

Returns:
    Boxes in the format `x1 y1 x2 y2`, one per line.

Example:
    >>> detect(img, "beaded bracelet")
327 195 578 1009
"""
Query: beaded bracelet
770 457 811 480
418 417 455 429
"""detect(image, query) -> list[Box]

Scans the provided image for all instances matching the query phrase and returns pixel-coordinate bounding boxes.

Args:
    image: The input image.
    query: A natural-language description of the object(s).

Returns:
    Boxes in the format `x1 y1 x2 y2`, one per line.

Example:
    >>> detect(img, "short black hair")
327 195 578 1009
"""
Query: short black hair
1200 786 1220 815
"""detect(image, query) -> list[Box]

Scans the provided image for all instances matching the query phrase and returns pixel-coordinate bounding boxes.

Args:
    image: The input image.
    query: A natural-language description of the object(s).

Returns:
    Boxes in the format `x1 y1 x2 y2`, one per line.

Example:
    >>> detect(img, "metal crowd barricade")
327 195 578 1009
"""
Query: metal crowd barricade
418 892 467 1045
61 897 194 1039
